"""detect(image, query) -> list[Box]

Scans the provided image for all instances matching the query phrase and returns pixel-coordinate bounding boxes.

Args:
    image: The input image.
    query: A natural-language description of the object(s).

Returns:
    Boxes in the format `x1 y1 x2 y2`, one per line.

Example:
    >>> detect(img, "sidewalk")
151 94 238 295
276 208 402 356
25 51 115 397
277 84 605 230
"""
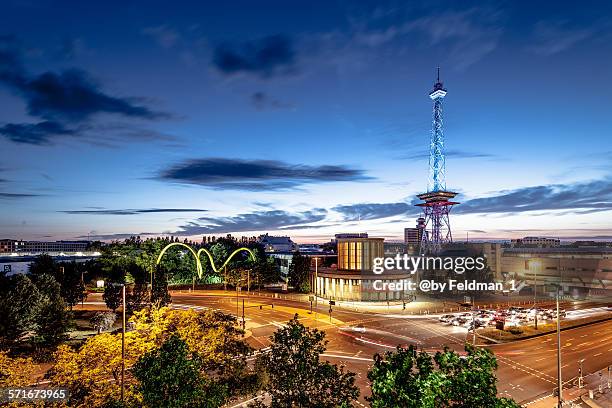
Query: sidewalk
525 369 611 408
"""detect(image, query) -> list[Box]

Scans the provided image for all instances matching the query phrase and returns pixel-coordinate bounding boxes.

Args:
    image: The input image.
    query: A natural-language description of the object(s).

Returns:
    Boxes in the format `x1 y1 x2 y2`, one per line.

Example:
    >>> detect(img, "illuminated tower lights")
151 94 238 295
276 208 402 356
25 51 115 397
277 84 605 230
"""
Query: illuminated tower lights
416 69 459 255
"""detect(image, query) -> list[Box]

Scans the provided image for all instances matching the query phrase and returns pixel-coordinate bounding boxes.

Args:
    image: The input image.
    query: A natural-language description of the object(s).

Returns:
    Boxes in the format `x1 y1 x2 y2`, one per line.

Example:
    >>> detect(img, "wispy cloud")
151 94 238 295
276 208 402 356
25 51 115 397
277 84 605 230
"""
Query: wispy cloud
142 25 181 49
0 192 42 198
157 158 372 191
333 202 419 221
395 149 498 161
528 21 594 56
175 208 328 235
250 92 294 110
333 177 612 220
60 208 208 215
212 34 297 78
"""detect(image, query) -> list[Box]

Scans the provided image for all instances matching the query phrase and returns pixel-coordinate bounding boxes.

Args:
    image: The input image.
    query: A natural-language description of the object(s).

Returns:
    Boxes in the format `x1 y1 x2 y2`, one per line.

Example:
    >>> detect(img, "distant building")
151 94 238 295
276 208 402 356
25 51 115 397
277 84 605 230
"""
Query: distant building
0 239 90 254
456 242 612 299
404 218 425 254
510 236 560 248
333 233 368 242
0 239 19 253
298 244 323 253
384 242 406 255
257 234 297 253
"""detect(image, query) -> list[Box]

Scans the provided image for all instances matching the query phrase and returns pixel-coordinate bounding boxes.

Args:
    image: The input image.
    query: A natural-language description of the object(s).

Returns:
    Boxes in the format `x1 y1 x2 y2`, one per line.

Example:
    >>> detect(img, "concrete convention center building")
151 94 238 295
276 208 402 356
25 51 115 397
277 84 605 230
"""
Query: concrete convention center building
469 241 612 299
313 237 415 302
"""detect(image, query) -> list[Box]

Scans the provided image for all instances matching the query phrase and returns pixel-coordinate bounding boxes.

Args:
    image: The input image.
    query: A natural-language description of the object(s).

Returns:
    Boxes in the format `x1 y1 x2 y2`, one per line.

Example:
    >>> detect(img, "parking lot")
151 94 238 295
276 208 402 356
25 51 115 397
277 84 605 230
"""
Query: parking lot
437 305 568 331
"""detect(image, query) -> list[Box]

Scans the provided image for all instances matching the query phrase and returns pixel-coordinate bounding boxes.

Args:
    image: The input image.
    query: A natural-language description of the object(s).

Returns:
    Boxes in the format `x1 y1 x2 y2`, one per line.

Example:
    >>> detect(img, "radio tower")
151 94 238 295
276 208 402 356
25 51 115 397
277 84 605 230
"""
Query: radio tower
416 68 459 254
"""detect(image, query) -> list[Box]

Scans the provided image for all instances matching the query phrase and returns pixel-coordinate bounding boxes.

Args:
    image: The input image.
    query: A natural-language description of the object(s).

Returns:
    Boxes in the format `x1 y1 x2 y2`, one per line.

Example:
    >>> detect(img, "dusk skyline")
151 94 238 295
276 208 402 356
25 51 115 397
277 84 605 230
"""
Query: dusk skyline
1 0 612 242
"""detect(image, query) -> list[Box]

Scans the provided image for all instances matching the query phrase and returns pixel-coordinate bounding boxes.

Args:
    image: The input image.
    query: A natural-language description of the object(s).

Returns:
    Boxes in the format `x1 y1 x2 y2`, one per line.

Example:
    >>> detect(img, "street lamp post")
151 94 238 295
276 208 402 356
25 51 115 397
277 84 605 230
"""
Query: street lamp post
555 285 563 408
579 359 584 388
528 260 540 330
108 282 127 402
121 284 126 403
314 257 319 321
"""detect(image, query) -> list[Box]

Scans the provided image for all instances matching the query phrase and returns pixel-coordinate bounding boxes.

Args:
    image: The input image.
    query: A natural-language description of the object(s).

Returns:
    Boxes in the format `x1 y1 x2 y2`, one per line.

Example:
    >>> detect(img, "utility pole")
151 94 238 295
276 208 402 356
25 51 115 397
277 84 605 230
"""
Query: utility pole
242 299 245 331
314 257 319 326
556 286 563 408
472 295 477 346
533 260 538 330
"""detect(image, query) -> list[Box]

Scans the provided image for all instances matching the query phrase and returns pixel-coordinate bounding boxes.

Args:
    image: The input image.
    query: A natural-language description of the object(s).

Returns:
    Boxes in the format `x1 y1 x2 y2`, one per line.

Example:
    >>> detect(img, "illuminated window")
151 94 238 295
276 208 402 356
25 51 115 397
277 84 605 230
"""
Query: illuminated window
356 242 362 270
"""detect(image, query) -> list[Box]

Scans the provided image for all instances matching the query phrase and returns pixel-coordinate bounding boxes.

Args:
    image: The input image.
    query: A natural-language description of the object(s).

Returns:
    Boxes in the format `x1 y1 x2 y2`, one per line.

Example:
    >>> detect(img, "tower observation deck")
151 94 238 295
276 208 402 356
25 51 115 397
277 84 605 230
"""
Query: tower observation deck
416 69 459 254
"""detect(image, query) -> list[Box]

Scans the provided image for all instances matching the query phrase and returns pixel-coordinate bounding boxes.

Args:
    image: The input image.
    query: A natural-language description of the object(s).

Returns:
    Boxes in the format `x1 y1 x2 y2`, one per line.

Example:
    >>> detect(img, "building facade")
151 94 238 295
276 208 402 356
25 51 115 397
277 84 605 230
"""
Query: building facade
510 236 561 248
313 237 415 302
0 239 90 254
472 243 612 298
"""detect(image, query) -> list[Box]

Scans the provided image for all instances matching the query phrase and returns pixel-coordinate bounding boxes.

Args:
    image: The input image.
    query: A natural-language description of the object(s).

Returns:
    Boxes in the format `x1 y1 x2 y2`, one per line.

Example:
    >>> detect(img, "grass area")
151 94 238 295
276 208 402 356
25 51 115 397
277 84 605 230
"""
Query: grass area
478 314 612 342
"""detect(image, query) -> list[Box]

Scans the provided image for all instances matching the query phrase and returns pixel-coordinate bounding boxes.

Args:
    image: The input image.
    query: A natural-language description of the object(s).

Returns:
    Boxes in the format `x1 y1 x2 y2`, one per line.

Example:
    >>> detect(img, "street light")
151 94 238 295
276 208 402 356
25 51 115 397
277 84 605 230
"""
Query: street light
555 282 563 408
528 260 541 330
579 359 585 388
108 282 126 402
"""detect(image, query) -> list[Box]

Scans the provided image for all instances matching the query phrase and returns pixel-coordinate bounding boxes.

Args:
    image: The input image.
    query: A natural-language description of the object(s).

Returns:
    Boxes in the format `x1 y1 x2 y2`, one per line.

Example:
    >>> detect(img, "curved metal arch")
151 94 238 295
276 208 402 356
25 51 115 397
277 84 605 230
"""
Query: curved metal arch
156 243 257 279
156 242 203 278
197 247 257 273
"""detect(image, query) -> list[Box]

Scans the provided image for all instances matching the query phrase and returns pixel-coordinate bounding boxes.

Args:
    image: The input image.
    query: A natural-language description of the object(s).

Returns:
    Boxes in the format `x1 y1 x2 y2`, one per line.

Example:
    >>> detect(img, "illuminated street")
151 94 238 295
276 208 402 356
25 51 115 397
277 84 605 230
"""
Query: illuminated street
152 291 612 406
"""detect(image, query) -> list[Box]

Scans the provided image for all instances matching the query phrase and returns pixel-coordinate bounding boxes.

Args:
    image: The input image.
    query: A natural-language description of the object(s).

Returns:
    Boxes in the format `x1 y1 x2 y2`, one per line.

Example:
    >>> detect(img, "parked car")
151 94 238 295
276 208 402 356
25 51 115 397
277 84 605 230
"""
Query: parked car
439 314 455 323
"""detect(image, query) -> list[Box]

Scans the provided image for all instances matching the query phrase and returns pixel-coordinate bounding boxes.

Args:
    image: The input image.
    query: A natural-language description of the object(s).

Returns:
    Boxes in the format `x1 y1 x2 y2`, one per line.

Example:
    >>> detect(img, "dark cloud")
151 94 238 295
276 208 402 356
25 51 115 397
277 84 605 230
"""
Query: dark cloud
2 69 167 122
175 209 327 235
396 149 497 160
0 192 42 198
333 202 419 221
250 92 293 110
157 158 371 191
0 120 75 144
0 36 170 145
213 35 296 78
60 208 208 215
333 178 612 221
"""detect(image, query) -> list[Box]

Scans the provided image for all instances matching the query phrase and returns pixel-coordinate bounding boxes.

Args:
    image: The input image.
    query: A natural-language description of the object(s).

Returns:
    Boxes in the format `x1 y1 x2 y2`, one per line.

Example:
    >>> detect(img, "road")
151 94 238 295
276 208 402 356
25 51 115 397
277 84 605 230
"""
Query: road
169 290 612 407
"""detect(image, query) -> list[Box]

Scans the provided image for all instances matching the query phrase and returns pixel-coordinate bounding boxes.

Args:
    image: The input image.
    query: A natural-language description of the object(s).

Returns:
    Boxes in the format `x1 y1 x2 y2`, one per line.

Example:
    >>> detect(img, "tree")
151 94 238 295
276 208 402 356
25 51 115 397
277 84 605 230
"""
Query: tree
255 315 359 407
253 256 280 286
367 344 520 408
103 262 125 311
57 261 87 308
0 351 38 387
125 260 149 313
29 254 58 277
151 265 171 307
33 273 72 345
132 335 227 408
90 311 117 334
288 252 311 293
0 273 41 346
50 307 254 407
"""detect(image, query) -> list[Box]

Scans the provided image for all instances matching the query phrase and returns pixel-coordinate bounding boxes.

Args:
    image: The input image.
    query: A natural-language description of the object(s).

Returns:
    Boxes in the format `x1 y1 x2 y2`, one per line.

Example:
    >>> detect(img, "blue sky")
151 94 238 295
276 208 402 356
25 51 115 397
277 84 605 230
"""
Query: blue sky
1 0 611 242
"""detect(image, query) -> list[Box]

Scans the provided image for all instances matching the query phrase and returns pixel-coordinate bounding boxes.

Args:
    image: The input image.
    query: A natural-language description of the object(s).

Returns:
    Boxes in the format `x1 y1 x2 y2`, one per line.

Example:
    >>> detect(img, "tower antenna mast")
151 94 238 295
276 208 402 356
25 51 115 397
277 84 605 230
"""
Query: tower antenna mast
416 68 459 254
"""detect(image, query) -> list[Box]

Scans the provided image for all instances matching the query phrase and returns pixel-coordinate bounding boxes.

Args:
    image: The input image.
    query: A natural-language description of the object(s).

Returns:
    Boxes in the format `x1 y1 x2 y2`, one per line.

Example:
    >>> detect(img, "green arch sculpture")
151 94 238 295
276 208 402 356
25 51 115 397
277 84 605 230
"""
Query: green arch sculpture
156 243 257 279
